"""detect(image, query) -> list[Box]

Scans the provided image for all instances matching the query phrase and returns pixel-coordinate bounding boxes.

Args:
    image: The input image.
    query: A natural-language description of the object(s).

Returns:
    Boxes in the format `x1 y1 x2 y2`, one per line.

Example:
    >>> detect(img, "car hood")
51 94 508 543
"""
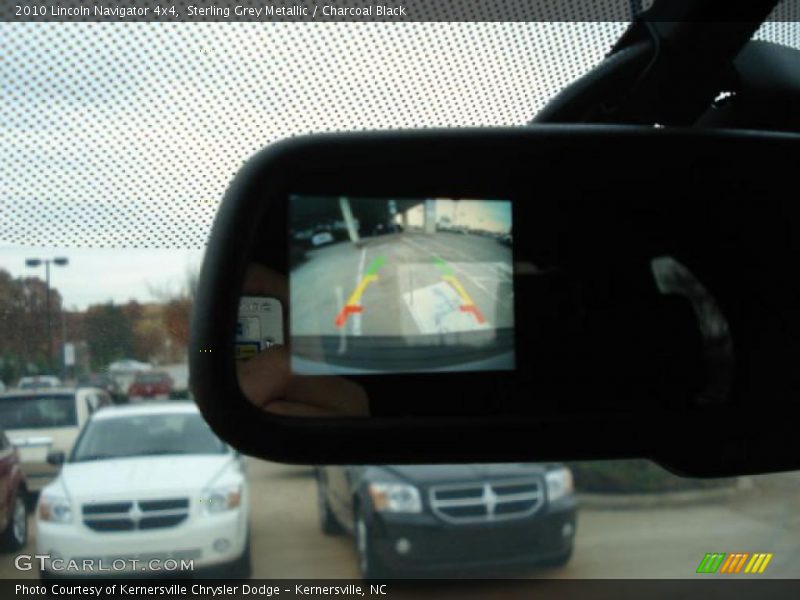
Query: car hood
57 455 234 500
377 463 550 485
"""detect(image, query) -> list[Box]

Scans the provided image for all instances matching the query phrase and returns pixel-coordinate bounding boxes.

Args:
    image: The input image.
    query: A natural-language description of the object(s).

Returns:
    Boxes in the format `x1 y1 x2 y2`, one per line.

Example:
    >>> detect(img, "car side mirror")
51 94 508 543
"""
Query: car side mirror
47 450 66 466
190 125 800 476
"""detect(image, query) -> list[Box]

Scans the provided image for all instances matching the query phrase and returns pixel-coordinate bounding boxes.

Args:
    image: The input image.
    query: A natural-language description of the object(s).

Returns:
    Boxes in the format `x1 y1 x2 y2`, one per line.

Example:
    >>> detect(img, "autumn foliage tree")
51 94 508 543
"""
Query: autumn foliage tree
0 265 199 383
0 268 64 381
93 268 200 366
153 268 197 363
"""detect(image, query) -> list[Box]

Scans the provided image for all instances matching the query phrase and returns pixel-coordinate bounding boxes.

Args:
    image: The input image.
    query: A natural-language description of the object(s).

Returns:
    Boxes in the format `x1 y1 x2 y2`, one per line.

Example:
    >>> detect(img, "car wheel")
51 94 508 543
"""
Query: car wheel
354 508 388 580
317 477 343 536
1 492 28 550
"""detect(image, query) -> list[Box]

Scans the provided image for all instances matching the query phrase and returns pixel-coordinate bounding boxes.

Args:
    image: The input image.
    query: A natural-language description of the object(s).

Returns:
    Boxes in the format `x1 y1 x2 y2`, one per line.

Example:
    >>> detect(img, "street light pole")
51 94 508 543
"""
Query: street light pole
25 257 69 374
44 260 52 372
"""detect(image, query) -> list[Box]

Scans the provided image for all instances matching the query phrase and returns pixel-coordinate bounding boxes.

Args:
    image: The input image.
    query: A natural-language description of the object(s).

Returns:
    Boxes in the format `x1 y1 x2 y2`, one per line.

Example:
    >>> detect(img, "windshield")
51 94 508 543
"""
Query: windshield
71 412 228 461
2 12 800 590
0 394 77 429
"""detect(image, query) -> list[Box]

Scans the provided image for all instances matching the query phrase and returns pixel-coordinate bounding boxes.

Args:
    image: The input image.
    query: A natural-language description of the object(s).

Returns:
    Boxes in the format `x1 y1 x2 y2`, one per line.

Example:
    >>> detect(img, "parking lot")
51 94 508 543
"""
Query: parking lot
291 232 514 339
289 231 516 374
3 460 800 580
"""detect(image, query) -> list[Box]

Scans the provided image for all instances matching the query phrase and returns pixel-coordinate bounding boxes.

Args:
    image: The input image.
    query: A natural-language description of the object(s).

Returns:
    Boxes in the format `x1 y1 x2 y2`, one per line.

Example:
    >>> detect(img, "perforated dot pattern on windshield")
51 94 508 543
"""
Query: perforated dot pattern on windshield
1 23 629 248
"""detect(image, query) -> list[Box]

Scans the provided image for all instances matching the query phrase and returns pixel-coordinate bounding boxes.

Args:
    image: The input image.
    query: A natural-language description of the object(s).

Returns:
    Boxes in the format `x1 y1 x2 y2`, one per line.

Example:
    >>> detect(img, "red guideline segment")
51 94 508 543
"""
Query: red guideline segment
334 305 363 328
460 304 486 324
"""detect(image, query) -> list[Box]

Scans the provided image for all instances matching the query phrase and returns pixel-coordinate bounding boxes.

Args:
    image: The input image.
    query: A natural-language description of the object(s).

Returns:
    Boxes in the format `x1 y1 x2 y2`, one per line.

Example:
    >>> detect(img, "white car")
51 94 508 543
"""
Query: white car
1 388 111 492
310 231 334 246
36 402 250 579
107 359 153 397
18 376 62 390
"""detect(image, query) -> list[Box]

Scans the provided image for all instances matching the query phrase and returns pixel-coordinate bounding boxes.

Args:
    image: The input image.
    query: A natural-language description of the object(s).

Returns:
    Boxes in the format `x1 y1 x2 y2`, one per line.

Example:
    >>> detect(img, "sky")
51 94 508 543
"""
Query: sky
0 22 628 308
2 23 792 306
436 199 513 233
0 244 205 310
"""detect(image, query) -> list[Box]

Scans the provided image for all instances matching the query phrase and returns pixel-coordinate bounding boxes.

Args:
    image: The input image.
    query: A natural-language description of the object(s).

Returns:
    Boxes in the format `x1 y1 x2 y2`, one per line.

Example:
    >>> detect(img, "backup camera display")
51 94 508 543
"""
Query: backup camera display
289 196 515 375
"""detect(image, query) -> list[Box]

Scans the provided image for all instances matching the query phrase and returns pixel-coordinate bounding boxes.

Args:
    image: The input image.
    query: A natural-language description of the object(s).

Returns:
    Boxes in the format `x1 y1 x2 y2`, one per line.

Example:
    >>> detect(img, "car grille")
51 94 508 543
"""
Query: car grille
82 498 190 532
429 479 543 524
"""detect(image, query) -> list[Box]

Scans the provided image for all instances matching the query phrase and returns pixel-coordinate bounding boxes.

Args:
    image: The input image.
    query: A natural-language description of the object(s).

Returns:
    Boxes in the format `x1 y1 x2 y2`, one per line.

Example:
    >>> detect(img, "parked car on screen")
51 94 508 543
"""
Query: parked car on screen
36 402 250 579
17 376 62 390
127 371 173 402
316 463 576 579
310 230 335 247
0 388 111 492
0 429 28 550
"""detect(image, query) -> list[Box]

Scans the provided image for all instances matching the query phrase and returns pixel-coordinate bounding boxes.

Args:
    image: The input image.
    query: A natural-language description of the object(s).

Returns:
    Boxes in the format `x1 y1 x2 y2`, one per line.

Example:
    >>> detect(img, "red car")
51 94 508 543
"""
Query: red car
0 429 28 550
127 371 174 402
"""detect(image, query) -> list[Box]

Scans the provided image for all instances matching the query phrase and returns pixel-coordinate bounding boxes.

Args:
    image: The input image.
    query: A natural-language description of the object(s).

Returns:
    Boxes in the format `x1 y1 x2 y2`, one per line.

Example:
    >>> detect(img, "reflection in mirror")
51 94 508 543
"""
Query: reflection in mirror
235 264 370 418
235 196 517 418
650 256 734 405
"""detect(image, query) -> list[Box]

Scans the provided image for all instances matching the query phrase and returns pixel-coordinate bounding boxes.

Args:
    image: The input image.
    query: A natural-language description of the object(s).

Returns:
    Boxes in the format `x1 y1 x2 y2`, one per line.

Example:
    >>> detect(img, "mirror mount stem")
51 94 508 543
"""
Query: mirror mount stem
533 0 781 127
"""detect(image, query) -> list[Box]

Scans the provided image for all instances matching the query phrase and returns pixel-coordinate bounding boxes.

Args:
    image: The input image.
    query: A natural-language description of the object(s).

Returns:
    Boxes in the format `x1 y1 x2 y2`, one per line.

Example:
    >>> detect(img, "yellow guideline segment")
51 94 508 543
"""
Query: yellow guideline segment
335 274 379 328
346 274 378 306
442 274 486 324
442 274 474 305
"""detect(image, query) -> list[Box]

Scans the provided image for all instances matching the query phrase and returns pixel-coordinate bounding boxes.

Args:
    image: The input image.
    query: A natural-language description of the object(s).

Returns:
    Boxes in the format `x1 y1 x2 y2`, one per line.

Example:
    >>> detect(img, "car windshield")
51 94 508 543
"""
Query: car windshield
0 394 77 429
2 9 800 588
71 412 227 461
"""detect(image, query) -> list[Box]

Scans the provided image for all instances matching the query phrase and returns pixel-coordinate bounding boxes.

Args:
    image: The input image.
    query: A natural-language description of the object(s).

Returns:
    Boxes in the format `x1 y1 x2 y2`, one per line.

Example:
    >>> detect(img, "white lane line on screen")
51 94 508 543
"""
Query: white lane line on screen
401 236 504 306
422 235 513 284
421 235 514 299
352 246 366 337
335 285 347 355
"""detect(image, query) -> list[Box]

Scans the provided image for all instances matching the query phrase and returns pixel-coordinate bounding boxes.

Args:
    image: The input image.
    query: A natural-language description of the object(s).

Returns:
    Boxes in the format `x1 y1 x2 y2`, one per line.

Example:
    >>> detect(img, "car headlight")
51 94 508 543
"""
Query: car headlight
546 467 574 502
201 483 243 514
368 483 422 513
38 495 72 524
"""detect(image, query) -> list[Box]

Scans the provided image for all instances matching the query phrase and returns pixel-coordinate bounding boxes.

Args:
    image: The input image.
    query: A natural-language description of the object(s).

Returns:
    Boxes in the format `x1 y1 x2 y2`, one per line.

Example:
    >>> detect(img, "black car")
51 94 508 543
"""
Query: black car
316 464 577 578
77 373 123 403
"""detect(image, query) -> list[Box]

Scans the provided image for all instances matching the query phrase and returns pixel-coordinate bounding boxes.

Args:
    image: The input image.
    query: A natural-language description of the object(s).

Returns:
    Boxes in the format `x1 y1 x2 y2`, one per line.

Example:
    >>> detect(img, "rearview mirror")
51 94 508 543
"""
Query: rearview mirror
190 125 800 476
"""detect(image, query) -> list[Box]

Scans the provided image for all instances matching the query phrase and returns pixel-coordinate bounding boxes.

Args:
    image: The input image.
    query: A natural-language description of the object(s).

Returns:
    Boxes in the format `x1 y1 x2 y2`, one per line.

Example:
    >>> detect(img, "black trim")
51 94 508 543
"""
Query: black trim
191 125 800 476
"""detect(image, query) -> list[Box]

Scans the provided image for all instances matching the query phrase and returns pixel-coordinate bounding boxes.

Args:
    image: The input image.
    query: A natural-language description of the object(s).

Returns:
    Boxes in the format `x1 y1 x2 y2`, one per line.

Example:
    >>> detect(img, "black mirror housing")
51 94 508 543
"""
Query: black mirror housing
190 125 800 476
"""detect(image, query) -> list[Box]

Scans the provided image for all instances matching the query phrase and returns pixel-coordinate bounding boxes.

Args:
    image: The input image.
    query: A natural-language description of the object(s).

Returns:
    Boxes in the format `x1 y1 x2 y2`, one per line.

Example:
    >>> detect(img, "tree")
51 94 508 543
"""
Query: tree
84 303 135 370
0 268 64 379
163 298 192 360
150 267 198 362
131 304 169 363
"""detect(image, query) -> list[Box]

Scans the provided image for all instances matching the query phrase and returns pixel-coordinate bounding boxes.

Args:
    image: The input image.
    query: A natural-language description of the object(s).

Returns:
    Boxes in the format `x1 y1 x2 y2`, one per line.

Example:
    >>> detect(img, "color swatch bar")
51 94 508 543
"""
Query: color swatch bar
696 552 773 574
